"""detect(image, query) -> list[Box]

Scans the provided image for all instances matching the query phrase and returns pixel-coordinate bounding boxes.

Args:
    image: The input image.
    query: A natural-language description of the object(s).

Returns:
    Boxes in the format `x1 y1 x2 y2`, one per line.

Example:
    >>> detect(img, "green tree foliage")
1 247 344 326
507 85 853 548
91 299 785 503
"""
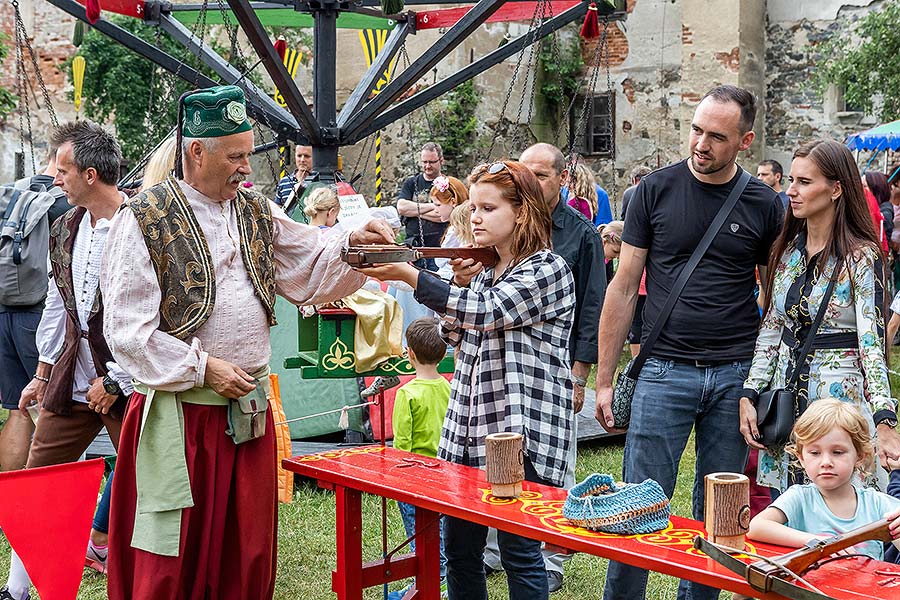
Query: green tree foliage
538 35 584 110
817 0 900 122
0 33 17 119
419 79 481 175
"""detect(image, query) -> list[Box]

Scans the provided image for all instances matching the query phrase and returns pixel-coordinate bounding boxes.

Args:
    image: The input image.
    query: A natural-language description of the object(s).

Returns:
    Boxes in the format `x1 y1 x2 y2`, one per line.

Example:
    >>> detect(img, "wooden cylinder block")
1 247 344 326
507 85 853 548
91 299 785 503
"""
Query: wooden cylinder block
704 472 751 551
485 432 525 498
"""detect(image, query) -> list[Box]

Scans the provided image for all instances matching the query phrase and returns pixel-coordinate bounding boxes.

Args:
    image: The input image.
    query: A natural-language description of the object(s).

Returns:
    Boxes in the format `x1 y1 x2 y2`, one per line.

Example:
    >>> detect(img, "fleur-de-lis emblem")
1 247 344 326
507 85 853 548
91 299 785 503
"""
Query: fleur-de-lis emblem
322 338 356 371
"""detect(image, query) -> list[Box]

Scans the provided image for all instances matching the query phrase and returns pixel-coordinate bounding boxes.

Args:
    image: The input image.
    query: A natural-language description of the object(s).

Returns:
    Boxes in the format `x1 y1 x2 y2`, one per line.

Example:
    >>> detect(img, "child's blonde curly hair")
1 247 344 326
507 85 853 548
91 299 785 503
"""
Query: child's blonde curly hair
786 398 875 478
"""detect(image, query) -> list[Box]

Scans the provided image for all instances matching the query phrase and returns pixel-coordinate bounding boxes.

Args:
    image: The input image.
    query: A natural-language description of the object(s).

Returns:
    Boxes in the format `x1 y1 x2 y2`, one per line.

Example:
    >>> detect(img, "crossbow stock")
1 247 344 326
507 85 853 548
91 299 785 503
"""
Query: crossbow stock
694 519 896 599
341 245 500 269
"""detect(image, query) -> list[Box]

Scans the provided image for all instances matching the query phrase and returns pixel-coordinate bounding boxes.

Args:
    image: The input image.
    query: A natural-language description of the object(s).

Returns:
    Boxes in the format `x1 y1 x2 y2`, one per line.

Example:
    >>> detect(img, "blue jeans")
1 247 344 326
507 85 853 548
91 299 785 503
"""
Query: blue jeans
603 358 750 600
398 500 447 579
92 470 114 534
444 456 549 600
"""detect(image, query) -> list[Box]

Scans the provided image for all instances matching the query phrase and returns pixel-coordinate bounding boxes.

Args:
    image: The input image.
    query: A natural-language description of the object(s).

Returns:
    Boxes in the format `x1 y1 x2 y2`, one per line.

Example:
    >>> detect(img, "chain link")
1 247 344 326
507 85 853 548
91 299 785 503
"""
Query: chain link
13 0 35 175
604 18 617 201
569 20 608 165
485 0 547 160
214 0 279 183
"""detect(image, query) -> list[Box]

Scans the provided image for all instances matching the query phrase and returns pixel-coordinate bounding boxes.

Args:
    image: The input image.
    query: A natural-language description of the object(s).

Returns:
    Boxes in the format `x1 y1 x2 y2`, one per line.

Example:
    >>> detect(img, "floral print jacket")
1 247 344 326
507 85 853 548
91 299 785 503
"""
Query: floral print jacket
743 235 893 490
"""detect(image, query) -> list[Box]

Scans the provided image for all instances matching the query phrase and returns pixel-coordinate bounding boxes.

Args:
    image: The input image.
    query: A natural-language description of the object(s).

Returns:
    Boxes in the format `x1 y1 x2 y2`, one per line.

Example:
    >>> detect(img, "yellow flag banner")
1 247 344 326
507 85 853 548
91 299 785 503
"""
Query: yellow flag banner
358 30 396 205
358 29 397 96
273 48 303 108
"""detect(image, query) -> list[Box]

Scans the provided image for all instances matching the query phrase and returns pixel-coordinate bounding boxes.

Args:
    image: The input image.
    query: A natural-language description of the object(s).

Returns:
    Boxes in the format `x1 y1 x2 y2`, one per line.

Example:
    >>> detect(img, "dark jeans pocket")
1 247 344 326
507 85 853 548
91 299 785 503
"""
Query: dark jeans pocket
639 357 673 381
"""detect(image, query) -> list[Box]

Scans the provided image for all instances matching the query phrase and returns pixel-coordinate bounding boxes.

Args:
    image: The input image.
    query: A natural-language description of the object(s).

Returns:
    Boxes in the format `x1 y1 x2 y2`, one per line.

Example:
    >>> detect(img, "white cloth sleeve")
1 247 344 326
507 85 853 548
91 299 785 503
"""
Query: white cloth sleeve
100 208 208 392
36 268 67 365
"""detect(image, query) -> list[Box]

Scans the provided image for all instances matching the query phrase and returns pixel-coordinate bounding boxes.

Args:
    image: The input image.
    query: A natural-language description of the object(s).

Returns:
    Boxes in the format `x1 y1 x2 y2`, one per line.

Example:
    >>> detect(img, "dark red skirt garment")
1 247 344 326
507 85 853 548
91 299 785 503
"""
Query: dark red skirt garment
107 392 278 600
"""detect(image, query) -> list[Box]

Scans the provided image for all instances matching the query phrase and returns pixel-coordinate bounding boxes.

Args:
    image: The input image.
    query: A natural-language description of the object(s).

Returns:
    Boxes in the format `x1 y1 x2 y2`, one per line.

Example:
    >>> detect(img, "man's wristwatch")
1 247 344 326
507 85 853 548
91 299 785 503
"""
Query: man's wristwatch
102 375 122 396
572 373 588 387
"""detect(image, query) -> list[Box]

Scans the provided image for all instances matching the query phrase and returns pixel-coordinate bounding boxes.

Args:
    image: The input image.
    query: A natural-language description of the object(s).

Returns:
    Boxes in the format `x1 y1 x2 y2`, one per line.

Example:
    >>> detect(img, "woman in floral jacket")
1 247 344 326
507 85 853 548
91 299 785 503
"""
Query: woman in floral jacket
739 139 900 493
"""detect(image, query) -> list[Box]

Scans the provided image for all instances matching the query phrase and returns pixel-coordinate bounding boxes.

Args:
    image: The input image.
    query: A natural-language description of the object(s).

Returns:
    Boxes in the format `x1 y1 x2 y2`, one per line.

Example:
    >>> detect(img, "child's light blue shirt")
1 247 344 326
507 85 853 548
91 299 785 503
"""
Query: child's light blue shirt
771 483 900 560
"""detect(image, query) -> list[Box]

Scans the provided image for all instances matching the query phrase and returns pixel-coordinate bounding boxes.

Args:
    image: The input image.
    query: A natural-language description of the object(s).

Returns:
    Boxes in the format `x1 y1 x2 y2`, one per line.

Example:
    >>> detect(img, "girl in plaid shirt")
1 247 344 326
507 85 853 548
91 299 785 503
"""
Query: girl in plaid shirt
358 160 575 600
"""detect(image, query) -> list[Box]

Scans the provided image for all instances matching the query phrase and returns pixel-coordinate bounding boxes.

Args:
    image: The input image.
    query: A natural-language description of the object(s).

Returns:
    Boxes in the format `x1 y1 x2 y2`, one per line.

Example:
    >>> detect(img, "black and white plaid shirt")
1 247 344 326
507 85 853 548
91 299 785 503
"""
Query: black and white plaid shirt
415 250 575 487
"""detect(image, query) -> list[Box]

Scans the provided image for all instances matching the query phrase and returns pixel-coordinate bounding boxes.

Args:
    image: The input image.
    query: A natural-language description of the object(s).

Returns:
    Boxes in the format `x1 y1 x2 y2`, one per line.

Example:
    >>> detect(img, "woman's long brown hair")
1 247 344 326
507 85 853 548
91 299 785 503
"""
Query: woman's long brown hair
468 160 552 266
762 139 883 318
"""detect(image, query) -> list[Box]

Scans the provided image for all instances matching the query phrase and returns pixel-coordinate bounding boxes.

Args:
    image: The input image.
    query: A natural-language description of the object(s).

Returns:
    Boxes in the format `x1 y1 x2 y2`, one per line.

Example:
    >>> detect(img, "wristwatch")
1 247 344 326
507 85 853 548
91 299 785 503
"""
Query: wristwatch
571 373 588 387
102 375 122 396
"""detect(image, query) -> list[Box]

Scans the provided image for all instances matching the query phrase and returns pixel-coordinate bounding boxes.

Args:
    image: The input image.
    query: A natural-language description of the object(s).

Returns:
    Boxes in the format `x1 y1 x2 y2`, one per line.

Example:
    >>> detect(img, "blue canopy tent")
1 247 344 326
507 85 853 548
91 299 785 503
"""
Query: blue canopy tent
846 120 900 177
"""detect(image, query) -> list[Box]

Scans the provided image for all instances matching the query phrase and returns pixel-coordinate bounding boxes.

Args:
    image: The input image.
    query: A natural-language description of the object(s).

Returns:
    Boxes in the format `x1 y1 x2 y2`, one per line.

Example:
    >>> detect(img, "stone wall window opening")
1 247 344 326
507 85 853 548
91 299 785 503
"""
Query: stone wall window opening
570 92 615 158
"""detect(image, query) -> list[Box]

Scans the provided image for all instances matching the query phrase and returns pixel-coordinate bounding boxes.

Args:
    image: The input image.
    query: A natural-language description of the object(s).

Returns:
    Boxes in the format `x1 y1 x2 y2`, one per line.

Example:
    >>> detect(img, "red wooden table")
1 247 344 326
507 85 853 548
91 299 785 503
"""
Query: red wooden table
283 446 900 600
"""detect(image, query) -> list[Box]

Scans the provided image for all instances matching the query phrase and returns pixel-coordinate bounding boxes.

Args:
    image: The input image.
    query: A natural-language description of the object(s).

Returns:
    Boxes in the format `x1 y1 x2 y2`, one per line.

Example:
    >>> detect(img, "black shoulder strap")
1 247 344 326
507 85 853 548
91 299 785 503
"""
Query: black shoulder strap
786 271 838 390
628 168 752 377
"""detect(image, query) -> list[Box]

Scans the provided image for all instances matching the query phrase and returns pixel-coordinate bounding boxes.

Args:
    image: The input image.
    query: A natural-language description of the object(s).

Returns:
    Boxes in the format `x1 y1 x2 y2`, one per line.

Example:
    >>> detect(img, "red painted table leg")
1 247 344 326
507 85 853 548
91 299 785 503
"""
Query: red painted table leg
333 486 363 600
413 506 442 599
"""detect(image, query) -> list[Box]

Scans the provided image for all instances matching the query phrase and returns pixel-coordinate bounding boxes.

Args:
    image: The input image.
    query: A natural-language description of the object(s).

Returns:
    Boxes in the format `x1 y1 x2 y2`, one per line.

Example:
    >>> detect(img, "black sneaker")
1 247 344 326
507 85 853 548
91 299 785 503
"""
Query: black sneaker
0 586 29 600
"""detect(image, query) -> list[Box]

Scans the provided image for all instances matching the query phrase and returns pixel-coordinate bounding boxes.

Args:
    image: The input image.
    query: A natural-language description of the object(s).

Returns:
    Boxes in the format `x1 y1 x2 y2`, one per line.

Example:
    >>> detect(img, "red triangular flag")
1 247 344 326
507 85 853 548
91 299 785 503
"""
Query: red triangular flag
580 3 600 40
85 0 101 24
0 460 104 600
274 36 287 62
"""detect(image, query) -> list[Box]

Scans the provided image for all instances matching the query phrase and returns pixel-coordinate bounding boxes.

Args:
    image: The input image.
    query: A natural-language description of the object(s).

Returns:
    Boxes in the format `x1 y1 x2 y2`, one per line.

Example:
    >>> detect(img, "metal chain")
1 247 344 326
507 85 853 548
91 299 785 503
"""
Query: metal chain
543 0 570 143
359 134 375 184
350 132 373 176
604 18 617 201
215 0 278 183
569 20 607 164
13 0 35 175
144 26 164 148
509 0 549 152
485 0 546 160
13 0 57 129
193 1 210 88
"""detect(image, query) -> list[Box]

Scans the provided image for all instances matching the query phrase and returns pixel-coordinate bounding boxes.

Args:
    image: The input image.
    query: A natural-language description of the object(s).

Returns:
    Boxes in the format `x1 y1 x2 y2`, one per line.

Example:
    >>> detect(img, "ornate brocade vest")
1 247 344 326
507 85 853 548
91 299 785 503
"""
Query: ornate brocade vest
126 177 277 341
44 206 124 416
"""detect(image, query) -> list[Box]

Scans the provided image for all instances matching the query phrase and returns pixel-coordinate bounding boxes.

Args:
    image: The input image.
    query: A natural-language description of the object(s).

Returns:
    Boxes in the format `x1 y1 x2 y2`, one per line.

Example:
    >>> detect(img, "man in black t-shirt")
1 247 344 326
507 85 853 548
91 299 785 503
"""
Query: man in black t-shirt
396 142 449 269
594 86 783 600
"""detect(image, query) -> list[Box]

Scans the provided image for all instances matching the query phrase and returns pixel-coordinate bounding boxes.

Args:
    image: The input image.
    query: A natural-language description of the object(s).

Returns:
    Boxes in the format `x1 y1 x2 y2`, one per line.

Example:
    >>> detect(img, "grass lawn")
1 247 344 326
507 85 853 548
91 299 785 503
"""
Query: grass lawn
3 351 899 598
0 423 699 599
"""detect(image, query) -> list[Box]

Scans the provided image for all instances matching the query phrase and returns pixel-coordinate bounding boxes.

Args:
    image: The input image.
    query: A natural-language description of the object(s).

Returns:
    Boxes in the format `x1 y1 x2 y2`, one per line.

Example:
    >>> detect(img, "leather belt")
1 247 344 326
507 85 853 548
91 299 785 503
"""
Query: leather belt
781 329 857 350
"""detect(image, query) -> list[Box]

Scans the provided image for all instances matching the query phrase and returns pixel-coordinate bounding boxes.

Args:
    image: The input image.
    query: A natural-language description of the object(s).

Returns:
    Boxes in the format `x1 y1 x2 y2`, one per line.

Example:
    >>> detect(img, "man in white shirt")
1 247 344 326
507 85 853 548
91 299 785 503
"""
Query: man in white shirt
1 121 130 600
100 85 393 600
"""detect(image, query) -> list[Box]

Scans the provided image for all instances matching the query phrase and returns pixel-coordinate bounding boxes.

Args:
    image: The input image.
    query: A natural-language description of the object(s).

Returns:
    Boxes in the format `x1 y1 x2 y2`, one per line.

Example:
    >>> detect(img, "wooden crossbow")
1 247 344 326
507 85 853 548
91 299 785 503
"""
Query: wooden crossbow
341 245 500 269
694 519 896 599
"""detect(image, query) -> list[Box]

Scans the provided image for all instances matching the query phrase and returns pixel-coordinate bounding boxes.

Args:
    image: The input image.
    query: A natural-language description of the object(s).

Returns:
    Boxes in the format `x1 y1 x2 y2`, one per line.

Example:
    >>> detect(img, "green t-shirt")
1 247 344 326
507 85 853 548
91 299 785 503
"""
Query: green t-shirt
391 377 451 458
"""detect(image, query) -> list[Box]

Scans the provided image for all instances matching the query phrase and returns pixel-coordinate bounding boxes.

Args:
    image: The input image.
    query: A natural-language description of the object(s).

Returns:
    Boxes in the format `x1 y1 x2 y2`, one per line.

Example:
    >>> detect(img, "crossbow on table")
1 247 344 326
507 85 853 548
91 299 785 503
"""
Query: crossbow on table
341 245 500 269
694 519 896 599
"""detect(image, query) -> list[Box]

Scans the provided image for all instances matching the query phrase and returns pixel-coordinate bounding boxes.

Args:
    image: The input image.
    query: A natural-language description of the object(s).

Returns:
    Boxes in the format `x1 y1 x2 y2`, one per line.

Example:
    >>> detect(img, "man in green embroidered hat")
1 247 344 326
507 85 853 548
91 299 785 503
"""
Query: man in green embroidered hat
101 85 394 599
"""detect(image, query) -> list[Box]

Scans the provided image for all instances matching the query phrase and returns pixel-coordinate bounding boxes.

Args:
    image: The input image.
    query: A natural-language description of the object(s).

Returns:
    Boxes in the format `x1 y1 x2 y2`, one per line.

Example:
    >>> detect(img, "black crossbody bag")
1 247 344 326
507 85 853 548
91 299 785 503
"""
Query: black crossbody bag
611 168 751 429
755 274 837 448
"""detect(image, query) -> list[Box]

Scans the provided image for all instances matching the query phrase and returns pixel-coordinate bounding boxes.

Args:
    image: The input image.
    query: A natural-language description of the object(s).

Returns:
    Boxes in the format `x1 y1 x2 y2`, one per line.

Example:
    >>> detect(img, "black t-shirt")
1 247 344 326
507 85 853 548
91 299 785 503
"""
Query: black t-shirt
398 173 448 247
622 160 783 361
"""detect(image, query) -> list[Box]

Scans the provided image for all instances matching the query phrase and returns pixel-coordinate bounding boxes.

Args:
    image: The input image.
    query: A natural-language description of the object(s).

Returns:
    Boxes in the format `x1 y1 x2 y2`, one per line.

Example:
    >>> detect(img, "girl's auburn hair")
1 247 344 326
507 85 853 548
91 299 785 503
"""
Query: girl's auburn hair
468 160 552 266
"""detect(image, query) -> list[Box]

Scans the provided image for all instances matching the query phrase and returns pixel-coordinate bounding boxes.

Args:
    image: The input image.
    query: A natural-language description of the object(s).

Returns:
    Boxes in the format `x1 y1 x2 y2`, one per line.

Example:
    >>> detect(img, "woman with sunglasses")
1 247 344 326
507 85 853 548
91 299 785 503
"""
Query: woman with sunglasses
358 160 575 600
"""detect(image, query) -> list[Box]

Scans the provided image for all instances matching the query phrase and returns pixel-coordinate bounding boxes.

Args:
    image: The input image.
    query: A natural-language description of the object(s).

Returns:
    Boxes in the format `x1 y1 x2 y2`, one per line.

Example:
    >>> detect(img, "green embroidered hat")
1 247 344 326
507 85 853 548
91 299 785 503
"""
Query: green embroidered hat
180 85 252 138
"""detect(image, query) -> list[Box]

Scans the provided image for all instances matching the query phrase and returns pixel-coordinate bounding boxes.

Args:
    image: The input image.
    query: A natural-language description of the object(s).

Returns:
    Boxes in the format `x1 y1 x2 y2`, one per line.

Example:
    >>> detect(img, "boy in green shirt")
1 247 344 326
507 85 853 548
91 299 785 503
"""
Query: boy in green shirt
391 318 450 599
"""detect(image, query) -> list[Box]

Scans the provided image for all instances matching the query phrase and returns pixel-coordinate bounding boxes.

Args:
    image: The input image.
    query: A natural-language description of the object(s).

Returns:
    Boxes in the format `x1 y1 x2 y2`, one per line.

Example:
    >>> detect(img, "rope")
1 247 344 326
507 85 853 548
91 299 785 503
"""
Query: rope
273 400 376 426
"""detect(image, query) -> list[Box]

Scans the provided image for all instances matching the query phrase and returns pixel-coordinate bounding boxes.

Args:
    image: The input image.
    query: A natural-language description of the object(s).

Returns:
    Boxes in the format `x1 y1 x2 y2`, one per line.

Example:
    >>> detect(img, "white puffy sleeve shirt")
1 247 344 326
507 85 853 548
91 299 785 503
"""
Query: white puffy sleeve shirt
100 181 365 392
